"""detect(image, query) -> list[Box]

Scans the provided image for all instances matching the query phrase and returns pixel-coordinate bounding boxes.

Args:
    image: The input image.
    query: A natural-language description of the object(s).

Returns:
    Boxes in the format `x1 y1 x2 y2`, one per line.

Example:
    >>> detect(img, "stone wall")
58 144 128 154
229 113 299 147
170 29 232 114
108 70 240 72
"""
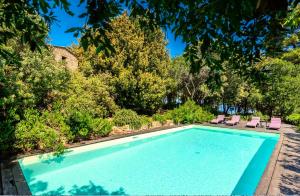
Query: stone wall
52 46 78 71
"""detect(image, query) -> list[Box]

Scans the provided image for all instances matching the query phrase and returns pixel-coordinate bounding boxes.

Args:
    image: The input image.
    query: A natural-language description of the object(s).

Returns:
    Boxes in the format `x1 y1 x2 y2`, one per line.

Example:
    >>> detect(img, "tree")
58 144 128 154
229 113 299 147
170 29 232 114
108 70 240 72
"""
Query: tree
2 0 299 80
57 72 118 118
219 68 262 115
0 40 70 152
256 56 300 117
0 40 117 153
74 0 299 82
174 58 214 104
73 14 171 114
0 0 72 61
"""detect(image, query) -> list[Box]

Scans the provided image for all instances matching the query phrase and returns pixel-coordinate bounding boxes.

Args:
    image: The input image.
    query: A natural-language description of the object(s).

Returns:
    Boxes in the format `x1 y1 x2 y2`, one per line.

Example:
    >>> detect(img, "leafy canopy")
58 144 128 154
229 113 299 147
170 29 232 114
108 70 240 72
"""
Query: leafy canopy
73 14 171 114
1 0 300 78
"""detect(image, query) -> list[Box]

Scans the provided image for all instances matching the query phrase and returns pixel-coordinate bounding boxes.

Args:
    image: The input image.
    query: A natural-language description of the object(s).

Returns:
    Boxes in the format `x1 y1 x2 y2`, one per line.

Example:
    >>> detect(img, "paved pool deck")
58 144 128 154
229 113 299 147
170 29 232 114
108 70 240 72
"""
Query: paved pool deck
1 122 299 195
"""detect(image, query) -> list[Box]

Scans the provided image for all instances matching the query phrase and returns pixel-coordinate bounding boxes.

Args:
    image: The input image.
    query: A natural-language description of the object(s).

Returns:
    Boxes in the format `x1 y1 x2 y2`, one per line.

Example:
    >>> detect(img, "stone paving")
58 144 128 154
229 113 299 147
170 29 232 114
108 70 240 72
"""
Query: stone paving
1 122 299 195
268 129 300 195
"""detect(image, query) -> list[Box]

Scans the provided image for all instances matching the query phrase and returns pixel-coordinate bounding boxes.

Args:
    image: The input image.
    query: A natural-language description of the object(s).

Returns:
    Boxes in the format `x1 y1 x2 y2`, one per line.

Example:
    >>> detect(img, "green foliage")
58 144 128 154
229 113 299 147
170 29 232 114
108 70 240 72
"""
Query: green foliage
2 0 299 86
2 3 300 156
91 118 113 137
73 0 296 82
286 113 300 125
281 47 300 67
0 0 72 61
1 42 116 153
254 111 269 121
73 14 171 114
1 43 70 112
240 115 251 121
256 57 300 117
0 43 70 152
42 111 73 142
193 108 215 123
66 111 113 140
13 108 115 153
113 109 143 130
14 109 63 152
152 113 171 125
59 72 117 118
169 100 214 124
140 116 153 127
167 56 216 105
287 112 300 132
67 111 94 139
284 4 300 29
62 111 112 141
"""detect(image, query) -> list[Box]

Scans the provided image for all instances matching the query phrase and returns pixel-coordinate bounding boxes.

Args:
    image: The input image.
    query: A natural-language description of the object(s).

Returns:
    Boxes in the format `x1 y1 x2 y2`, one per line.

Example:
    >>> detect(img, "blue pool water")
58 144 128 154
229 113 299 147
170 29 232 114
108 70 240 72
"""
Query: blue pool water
19 126 279 195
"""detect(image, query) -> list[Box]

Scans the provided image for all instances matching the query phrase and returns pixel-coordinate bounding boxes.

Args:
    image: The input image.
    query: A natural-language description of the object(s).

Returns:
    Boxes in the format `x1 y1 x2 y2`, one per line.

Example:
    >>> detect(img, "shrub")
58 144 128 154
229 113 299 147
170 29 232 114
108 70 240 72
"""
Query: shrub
1 44 70 153
15 108 114 153
91 118 113 136
254 111 269 121
170 100 214 124
60 73 118 118
286 113 300 125
14 109 63 152
140 115 153 127
113 109 143 130
152 113 170 125
42 111 74 142
240 115 250 121
193 108 214 123
67 111 94 140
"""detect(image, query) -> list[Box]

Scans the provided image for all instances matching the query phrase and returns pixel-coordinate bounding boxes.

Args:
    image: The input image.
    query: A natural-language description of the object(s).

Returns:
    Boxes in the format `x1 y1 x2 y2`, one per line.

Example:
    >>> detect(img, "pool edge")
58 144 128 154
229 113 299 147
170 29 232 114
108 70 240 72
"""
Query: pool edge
2 124 282 195
3 124 188 195
254 132 284 195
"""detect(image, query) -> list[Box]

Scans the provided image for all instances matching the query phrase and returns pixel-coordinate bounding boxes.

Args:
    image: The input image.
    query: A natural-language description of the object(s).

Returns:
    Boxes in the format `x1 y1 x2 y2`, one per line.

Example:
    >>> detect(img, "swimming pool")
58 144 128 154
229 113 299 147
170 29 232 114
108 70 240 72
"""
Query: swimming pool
19 125 279 195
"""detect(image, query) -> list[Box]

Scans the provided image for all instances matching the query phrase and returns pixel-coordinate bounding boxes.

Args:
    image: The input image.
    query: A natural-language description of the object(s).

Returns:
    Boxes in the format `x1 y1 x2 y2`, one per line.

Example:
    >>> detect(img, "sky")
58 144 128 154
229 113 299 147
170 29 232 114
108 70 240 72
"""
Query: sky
48 2 186 57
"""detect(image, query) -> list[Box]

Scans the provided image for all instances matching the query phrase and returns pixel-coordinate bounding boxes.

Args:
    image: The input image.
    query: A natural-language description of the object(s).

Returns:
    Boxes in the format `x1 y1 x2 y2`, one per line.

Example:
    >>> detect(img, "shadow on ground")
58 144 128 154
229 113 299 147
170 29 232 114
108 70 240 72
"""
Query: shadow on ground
279 133 300 195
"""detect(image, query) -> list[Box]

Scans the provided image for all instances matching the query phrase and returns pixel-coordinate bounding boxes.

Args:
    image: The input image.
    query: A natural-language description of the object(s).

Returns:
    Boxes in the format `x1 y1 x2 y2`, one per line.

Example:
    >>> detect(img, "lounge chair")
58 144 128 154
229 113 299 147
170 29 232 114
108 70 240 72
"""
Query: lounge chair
211 115 225 124
246 116 260 128
226 115 240 126
268 117 281 130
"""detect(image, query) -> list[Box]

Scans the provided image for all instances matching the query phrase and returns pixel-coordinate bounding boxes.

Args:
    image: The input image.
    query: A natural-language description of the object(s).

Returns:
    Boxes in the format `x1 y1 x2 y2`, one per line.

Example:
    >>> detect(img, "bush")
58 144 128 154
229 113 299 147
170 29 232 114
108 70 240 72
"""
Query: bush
1 44 70 153
193 108 214 123
170 100 213 124
60 73 118 118
67 111 94 140
14 109 63 152
67 111 113 140
140 115 153 127
240 115 251 121
91 118 113 136
42 111 74 142
113 109 143 130
15 108 114 153
152 113 171 125
287 113 300 125
254 111 269 121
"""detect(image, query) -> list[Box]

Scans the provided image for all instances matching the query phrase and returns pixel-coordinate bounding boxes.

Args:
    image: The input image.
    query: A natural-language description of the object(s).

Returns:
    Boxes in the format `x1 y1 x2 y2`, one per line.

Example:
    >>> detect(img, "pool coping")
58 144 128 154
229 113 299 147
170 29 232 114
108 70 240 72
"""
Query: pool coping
19 125 196 165
1 124 186 194
254 131 284 194
1 124 282 195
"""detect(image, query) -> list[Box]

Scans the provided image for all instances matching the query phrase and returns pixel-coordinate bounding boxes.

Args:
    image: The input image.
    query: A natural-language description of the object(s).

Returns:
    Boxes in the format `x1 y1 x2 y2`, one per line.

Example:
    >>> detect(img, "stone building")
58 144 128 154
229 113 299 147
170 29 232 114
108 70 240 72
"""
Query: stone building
52 46 78 71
